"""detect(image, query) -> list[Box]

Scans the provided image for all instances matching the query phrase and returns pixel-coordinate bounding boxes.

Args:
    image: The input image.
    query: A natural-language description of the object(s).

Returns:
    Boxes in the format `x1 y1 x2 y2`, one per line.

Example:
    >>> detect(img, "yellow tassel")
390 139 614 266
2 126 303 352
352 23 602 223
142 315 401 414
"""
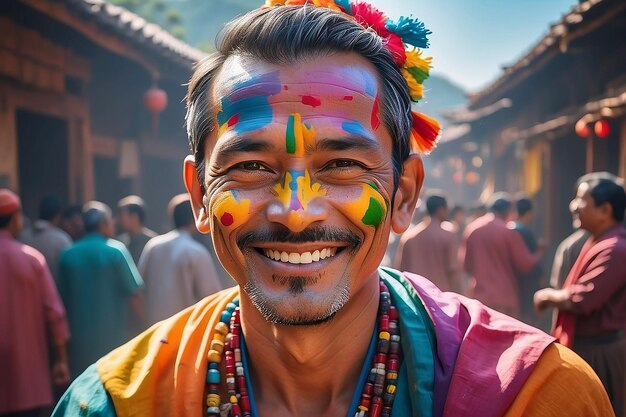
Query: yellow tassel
404 48 432 74
401 67 424 101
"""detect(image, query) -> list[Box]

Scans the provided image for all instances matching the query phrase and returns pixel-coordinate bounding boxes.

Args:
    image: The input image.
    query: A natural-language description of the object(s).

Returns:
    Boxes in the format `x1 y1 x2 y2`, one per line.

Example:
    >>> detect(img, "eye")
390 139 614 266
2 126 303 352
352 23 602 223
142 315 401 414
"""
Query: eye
236 161 272 172
324 159 364 170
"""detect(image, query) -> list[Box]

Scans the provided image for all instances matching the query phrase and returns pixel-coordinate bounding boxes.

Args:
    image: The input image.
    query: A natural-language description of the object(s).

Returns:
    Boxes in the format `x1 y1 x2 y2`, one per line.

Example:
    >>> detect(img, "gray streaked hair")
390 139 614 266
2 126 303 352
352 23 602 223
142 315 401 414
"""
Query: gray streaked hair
185 6 412 191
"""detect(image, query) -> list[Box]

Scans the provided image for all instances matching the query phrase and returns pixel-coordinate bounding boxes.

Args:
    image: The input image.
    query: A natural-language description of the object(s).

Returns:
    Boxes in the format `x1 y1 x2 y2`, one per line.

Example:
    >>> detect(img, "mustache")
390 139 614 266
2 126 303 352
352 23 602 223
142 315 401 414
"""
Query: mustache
237 226 363 251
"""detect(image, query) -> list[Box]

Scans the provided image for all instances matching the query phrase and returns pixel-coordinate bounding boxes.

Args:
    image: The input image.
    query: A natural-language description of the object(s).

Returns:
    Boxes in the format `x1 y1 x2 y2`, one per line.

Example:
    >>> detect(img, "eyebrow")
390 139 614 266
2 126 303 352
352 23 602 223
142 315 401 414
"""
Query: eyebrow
215 137 276 160
314 136 382 154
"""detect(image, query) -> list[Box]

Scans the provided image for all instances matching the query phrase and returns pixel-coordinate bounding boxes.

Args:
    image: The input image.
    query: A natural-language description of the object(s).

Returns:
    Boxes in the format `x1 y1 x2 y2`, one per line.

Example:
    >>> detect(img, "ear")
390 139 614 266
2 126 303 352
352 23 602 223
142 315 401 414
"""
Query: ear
183 155 211 234
391 154 424 234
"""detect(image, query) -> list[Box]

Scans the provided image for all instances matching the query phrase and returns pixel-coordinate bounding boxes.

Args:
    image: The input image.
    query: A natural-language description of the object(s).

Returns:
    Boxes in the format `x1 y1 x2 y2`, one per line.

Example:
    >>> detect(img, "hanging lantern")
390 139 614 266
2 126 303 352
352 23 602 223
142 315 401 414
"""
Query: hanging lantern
144 86 168 138
465 171 480 185
594 119 610 138
575 119 590 138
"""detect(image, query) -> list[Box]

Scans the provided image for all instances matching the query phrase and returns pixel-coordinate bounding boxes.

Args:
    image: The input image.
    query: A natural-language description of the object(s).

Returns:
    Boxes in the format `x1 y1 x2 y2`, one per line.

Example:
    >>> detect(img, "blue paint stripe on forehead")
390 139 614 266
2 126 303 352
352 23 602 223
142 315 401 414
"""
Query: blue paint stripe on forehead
342 121 370 137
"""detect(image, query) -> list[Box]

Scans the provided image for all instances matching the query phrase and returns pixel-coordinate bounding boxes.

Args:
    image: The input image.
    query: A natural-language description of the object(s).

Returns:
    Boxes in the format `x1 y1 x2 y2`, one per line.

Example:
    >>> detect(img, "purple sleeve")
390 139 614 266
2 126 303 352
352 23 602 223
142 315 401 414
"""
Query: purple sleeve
568 243 626 315
508 230 540 276
39 255 70 344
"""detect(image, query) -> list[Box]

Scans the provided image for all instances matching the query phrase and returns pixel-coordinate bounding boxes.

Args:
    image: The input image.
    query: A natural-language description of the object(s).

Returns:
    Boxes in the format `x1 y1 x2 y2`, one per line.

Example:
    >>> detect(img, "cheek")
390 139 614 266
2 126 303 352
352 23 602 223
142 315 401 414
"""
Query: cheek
342 182 388 228
212 190 252 229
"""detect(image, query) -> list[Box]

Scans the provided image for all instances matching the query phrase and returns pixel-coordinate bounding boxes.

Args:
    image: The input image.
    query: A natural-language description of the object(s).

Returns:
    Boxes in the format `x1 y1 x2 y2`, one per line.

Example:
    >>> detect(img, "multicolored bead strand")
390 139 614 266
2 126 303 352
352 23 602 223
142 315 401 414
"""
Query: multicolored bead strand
355 281 401 417
205 281 402 417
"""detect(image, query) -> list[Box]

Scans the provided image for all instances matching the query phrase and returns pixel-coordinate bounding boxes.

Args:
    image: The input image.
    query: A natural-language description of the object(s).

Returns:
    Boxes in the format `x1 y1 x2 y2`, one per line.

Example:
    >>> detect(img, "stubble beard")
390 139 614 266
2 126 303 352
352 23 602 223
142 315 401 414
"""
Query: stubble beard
243 272 350 326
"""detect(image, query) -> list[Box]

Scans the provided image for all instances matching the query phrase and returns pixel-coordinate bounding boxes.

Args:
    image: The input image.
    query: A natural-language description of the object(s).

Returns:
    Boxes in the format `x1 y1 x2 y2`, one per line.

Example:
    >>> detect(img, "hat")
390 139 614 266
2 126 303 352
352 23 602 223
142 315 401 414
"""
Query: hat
0 189 21 216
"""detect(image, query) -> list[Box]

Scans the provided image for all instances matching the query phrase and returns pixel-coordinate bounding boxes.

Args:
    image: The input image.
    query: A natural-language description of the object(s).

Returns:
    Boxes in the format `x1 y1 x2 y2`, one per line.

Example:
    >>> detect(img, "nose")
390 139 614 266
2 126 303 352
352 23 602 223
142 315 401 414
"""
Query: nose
267 170 328 233
569 198 579 214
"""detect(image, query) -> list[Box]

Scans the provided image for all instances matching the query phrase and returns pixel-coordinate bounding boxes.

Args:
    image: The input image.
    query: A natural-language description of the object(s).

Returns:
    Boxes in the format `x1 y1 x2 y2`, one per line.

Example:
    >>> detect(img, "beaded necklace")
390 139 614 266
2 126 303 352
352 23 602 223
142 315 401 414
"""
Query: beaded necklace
205 281 402 417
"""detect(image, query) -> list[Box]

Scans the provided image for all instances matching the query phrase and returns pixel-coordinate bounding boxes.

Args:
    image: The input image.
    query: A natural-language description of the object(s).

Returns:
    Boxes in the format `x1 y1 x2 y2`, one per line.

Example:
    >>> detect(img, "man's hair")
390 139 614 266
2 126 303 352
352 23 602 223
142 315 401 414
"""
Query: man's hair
186 6 412 192
426 195 447 216
515 198 533 217
62 204 82 219
0 213 13 229
489 192 512 215
82 201 111 233
585 178 626 222
118 195 147 224
173 198 195 229
38 195 63 221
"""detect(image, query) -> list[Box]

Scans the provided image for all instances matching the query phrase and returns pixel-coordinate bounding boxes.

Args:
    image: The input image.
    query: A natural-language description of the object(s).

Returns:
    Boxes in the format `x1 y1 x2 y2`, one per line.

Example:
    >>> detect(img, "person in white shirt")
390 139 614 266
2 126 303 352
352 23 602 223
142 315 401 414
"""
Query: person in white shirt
138 194 222 325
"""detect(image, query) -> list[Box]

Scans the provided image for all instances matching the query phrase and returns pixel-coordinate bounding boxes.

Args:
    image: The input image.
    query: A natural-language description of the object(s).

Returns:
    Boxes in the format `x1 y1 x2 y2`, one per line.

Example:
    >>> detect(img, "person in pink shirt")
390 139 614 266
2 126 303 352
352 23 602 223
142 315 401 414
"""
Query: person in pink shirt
395 194 462 293
0 189 71 417
461 193 542 318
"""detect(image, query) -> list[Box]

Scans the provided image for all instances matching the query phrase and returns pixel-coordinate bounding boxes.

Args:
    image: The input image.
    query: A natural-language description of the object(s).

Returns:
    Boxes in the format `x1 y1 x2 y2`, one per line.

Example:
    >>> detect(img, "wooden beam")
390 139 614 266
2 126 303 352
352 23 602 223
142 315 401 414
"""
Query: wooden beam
620 116 626 180
19 0 160 79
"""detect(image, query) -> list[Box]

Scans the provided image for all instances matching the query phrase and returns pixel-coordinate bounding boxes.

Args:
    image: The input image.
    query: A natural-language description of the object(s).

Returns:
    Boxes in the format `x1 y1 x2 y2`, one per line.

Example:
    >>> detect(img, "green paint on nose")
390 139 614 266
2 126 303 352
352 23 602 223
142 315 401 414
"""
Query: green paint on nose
362 197 384 226
286 114 296 154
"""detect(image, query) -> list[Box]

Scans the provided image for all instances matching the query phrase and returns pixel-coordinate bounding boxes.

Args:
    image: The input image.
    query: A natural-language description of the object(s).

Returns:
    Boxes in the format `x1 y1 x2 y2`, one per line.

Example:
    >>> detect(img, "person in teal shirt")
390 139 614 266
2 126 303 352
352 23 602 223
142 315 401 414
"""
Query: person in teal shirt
58 201 145 378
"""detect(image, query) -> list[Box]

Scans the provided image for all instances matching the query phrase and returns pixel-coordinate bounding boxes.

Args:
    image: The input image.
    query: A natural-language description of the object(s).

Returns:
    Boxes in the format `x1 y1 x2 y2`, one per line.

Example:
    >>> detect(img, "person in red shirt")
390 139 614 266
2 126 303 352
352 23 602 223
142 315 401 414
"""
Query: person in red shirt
535 174 626 417
461 193 542 318
0 189 71 416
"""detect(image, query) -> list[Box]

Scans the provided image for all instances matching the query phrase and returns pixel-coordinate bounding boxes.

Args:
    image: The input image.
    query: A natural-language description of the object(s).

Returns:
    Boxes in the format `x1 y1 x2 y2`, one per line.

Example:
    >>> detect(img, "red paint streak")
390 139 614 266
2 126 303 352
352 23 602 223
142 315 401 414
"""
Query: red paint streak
301 95 321 108
343 95 353 101
283 85 289 90
227 114 239 127
220 212 234 226
371 94 380 130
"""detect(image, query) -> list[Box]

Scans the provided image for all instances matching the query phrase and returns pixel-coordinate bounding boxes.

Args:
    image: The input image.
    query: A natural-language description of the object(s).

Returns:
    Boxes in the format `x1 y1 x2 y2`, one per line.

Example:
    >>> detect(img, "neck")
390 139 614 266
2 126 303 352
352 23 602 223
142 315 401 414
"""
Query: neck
240 274 380 417
591 221 619 238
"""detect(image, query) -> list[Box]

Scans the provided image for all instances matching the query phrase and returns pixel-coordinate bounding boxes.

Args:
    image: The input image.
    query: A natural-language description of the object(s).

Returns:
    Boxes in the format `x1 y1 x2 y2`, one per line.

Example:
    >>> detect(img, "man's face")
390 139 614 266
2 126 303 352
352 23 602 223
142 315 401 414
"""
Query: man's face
100 211 115 239
117 208 132 233
188 53 416 325
570 182 600 232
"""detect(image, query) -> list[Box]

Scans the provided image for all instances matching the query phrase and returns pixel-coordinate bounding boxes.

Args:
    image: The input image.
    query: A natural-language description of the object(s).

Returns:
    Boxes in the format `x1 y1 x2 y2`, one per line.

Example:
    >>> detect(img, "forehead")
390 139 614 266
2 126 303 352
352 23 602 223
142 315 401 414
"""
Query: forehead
211 53 382 127
576 182 591 198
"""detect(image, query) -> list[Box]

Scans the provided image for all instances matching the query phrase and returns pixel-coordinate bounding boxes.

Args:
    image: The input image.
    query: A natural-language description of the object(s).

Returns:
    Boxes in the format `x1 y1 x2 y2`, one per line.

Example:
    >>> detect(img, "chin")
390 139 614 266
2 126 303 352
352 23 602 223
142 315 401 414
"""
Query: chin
243 273 350 326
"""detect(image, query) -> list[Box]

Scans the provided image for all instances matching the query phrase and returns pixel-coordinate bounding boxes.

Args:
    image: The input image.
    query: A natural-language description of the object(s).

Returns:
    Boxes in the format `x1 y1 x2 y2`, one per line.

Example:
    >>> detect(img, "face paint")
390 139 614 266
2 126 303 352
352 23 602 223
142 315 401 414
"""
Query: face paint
341 120 370 138
371 93 380 130
286 113 316 156
213 190 251 229
273 170 326 230
345 181 388 227
301 95 321 108
216 72 282 136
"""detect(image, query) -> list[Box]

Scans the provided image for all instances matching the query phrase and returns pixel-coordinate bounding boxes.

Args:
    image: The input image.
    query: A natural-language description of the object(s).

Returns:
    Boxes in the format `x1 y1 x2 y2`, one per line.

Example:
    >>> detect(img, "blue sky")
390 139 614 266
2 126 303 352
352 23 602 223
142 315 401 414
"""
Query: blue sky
368 0 578 92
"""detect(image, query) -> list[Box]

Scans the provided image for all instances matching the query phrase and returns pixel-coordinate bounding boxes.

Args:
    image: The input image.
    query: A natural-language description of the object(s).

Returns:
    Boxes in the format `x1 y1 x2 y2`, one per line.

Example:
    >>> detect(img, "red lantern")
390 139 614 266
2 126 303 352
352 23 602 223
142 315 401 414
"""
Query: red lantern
594 119 610 138
144 87 168 113
144 86 168 138
465 171 479 185
575 119 590 138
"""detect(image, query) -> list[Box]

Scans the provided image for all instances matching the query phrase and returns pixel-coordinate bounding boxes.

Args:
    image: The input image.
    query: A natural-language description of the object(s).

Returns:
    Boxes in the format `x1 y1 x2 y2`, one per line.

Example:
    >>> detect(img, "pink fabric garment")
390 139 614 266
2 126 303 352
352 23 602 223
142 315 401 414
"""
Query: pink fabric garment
461 214 540 316
554 225 626 346
402 272 555 417
0 230 70 413
397 219 460 292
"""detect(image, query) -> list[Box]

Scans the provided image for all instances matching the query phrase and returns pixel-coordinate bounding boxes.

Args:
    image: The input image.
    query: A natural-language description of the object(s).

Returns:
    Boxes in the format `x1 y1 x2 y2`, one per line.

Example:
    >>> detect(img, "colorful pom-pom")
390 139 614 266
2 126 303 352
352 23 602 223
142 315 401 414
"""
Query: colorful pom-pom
385 16 431 49
385 32 407 66
350 2 389 34
410 111 440 154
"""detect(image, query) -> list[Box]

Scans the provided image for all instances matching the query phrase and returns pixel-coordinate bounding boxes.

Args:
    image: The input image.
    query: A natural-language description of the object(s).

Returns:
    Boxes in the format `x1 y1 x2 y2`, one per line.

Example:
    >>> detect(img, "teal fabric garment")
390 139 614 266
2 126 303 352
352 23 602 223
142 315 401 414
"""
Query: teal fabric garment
52 365 116 417
381 268 436 417
58 233 144 377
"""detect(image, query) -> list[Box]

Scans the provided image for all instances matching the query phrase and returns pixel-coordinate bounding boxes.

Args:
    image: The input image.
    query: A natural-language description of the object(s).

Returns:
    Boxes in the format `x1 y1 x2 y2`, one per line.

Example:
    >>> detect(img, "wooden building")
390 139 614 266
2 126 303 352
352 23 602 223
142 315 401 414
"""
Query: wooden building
427 0 626 248
0 0 205 231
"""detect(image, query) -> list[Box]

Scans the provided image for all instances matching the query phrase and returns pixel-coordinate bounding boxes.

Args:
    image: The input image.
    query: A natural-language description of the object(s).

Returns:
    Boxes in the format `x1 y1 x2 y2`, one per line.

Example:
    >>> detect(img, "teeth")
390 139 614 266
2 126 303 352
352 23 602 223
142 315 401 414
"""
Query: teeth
261 247 338 264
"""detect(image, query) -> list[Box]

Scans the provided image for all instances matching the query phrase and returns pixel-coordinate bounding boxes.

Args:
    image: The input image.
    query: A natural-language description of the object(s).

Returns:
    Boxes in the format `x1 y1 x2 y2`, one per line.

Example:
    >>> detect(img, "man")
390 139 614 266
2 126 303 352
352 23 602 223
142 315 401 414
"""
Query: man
57 201 145 377
59 205 84 242
139 194 221 325
449 204 465 245
116 195 157 265
20 195 72 280
395 195 461 293
535 175 626 416
510 197 544 326
54 3 612 417
0 189 71 416
461 194 542 318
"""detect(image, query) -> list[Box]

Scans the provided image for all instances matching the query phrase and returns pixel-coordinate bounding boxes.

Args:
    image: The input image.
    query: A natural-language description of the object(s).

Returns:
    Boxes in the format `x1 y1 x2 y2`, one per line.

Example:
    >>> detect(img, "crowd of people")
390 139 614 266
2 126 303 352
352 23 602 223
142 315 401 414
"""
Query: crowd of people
0 190 224 416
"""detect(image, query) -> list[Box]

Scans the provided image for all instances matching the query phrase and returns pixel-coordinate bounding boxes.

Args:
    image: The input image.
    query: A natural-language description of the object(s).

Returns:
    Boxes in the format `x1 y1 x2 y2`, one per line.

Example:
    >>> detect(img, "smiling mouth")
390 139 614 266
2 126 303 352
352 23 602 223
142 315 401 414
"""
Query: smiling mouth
258 247 340 264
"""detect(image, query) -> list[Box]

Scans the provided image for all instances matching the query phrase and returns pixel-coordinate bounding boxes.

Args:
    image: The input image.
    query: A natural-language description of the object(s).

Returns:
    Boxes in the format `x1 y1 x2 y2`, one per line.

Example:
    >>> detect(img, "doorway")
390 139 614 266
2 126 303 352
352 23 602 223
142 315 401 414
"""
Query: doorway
16 110 69 221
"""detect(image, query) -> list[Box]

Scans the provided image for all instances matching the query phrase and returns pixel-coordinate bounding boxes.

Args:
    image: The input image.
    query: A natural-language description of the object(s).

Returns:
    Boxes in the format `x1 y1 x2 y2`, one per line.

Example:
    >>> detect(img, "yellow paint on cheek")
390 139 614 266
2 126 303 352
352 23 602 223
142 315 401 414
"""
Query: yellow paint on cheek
345 181 388 227
213 190 251 229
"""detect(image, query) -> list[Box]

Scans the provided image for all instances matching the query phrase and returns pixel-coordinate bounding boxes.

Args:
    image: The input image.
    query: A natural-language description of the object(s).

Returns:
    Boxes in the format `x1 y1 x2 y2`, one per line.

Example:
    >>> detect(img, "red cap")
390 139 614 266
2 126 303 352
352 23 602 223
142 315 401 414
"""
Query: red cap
0 189 20 216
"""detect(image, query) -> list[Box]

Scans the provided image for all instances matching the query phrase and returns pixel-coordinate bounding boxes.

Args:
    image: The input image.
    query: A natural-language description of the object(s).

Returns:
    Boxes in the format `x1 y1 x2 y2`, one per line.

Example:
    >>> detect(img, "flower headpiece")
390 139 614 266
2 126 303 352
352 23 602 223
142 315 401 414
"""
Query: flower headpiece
263 0 441 154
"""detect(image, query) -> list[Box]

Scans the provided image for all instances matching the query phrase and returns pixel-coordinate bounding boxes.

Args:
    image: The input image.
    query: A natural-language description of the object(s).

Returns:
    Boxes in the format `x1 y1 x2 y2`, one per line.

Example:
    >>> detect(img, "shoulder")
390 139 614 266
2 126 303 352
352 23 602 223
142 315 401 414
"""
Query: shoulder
52 364 117 417
19 242 48 270
504 343 614 417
